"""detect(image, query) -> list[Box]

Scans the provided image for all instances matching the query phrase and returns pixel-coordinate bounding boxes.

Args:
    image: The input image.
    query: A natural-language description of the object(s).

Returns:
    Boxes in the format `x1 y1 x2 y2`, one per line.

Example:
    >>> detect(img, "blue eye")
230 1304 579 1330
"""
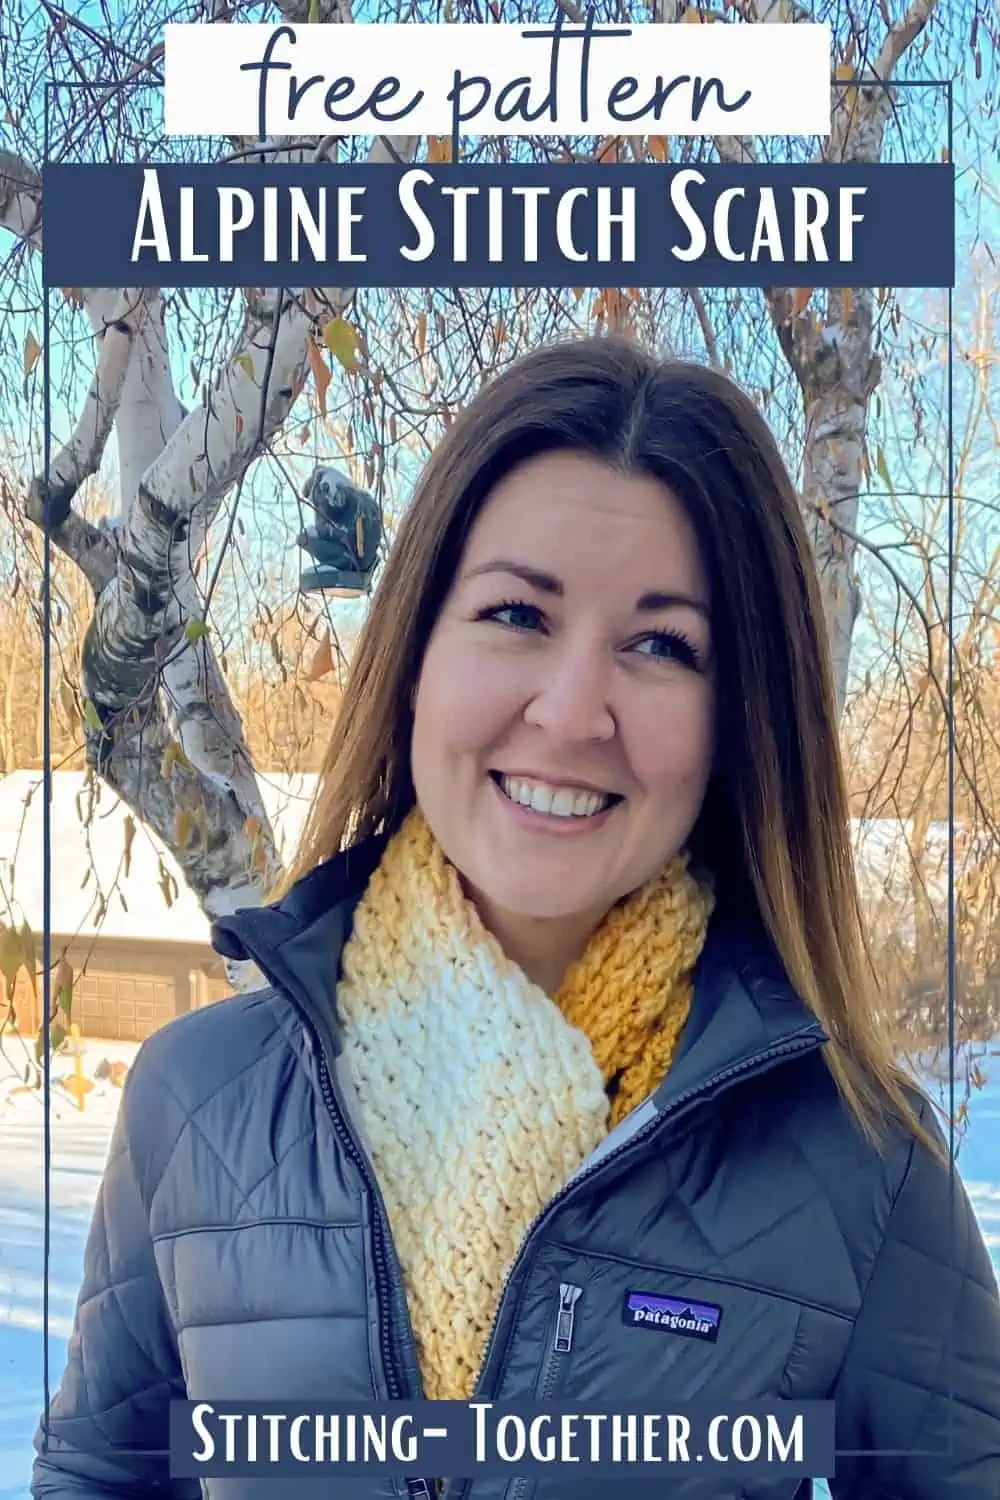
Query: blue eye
632 631 702 670
477 600 545 631
474 604 703 671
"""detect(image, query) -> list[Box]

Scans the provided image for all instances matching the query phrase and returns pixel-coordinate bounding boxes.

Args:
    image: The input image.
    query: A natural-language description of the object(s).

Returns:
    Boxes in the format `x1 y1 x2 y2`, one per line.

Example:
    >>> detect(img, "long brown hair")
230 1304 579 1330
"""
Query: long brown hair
283 333 938 1157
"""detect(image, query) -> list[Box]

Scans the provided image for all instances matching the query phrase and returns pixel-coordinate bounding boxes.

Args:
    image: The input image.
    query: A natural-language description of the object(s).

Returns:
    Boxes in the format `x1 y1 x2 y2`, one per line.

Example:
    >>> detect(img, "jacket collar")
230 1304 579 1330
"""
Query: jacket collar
211 835 828 1089
652 909 828 1110
211 834 387 1056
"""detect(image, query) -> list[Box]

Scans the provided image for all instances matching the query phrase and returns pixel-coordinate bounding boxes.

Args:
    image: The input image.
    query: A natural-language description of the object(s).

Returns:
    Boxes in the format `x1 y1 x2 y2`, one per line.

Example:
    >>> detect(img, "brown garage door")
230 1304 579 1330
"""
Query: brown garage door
75 969 177 1042
10 935 230 1044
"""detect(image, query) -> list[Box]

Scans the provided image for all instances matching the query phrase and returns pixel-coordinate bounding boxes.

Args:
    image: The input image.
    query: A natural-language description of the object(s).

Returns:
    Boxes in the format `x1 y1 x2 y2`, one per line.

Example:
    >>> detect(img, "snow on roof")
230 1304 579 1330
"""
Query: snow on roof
0 769 318 946
0 768 977 950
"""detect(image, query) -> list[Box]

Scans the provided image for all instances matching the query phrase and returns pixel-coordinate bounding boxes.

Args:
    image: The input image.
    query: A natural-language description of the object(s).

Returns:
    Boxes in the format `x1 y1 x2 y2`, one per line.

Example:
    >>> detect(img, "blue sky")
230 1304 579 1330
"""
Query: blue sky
1 3 995 677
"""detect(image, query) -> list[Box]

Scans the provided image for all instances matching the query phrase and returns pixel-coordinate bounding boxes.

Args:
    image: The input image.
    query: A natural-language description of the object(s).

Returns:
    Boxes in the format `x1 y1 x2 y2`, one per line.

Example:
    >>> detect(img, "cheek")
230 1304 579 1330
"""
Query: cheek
625 683 715 799
412 635 524 762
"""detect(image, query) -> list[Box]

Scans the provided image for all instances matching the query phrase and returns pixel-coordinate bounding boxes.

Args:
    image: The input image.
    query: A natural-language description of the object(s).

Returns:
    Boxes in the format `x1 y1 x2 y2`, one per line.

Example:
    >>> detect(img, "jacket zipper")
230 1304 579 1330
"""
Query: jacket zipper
281 927 822 1500
503 1284 584 1500
551 1283 583 1360
444 1028 823 1500
309 1027 437 1500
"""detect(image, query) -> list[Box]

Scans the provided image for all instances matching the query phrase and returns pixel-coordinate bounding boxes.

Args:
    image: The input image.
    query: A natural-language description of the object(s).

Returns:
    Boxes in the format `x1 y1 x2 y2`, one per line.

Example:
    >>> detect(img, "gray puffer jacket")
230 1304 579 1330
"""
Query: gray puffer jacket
31 836 1000 1499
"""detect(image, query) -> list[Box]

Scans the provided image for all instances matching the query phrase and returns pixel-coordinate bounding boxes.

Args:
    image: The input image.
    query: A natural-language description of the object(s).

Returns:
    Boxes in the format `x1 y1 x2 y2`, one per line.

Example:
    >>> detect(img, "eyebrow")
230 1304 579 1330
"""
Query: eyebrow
462 560 711 618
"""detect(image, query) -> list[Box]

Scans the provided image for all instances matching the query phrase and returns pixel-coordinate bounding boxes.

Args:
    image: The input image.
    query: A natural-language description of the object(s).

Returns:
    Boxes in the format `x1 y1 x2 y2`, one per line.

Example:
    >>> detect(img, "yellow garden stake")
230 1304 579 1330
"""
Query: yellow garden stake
64 1023 93 1112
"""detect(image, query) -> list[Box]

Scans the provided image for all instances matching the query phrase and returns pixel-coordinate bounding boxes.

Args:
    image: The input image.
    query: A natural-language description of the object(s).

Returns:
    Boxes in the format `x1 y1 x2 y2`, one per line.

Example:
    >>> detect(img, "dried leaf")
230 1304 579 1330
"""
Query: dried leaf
307 339 331 417
307 632 335 682
123 814 136 878
54 956 74 1017
415 311 427 356
427 136 453 164
174 807 194 850
235 352 254 378
841 288 854 321
58 679 78 725
875 447 893 492
23 331 42 377
82 699 102 731
647 137 670 163
792 287 812 317
322 316 360 373
20 921 36 996
0 924 22 987
835 62 859 112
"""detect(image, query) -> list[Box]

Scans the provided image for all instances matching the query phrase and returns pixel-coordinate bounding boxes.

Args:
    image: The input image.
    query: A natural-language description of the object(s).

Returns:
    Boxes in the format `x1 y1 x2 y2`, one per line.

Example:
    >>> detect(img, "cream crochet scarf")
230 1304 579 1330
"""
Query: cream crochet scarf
335 805 714 1402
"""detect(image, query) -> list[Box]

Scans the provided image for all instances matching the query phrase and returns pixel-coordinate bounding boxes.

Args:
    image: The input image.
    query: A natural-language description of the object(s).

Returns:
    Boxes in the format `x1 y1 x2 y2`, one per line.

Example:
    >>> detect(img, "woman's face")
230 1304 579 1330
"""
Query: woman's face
410 449 716 951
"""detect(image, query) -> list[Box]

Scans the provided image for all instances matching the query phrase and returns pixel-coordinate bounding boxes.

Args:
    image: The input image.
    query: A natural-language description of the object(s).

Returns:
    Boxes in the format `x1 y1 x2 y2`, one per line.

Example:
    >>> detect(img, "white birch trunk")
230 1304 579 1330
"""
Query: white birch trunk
654 0 940 712
1 35 416 987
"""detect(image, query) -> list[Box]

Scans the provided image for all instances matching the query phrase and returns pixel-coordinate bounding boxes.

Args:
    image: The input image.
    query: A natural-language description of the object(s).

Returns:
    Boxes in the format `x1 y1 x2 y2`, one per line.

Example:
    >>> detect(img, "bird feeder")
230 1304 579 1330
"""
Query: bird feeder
297 465 382 599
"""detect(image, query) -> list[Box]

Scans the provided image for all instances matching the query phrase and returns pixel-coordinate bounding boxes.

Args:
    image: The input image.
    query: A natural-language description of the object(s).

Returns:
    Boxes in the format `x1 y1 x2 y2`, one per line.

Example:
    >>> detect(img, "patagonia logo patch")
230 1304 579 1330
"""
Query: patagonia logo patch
622 1290 722 1342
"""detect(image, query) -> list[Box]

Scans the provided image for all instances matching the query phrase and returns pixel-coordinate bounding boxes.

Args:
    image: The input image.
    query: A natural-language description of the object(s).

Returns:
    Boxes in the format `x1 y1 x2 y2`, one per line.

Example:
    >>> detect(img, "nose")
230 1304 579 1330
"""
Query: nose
522 637 616 744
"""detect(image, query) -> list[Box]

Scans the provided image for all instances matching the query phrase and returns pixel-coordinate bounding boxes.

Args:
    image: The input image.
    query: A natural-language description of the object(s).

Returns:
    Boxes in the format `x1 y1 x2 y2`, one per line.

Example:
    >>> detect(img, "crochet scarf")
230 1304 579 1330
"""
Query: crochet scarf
335 806 714 1403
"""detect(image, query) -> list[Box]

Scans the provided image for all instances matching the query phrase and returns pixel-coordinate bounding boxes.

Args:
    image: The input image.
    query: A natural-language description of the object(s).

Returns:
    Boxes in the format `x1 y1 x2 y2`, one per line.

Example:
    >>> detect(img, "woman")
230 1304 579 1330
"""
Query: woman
33 335 1000 1499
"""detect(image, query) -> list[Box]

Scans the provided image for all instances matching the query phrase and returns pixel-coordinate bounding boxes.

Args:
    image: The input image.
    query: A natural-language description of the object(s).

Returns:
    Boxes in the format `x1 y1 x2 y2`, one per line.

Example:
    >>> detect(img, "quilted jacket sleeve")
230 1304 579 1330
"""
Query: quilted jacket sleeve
30 1043 199 1498
831 1106 1000 1498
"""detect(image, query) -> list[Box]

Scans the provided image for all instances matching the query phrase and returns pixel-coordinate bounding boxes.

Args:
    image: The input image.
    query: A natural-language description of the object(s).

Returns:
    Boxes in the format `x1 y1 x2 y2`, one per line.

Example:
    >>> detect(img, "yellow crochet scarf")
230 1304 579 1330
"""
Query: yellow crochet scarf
335 806 714 1403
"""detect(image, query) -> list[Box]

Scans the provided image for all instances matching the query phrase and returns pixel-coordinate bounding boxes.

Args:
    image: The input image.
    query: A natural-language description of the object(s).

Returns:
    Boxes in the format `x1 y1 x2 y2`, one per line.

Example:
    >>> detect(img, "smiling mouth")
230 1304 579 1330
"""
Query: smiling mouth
490 771 623 820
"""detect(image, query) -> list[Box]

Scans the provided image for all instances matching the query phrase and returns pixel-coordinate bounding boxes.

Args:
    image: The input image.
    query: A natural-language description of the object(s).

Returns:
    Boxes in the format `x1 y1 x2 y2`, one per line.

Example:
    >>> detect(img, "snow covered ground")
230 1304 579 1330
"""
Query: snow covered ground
0 1036 997 1499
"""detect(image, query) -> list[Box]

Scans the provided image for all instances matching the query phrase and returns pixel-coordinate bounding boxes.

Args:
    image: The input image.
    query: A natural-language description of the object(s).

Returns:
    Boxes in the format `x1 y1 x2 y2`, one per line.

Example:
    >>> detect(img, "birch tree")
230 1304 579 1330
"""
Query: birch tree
1 1 422 985
0 0 993 1001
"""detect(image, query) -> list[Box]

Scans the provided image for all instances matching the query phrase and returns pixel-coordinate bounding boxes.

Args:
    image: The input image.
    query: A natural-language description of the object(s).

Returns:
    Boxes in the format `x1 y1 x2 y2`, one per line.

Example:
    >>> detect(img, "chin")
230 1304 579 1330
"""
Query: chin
474 869 609 924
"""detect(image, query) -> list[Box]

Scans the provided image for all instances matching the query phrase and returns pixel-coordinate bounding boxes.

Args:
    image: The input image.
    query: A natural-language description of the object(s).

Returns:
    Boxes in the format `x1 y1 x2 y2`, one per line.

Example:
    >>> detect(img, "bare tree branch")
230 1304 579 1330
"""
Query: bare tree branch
27 288 152 532
0 149 42 252
874 0 939 79
687 286 722 369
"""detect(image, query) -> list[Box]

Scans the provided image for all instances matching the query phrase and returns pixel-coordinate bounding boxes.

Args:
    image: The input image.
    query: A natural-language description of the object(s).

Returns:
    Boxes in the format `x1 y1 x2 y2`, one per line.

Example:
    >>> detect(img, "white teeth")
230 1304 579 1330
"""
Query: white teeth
498 776 612 819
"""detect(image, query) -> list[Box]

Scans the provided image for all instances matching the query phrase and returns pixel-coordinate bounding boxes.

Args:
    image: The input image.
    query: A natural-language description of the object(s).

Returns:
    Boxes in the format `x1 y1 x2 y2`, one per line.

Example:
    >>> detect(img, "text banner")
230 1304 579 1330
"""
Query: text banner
163 19 832 138
42 162 955 289
169 1400 837 1479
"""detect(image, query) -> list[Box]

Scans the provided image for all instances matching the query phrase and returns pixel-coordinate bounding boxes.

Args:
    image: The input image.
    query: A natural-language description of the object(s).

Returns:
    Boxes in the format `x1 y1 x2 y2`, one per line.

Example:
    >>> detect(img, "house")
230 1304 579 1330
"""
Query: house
1 769 317 1044
1 766 984 1047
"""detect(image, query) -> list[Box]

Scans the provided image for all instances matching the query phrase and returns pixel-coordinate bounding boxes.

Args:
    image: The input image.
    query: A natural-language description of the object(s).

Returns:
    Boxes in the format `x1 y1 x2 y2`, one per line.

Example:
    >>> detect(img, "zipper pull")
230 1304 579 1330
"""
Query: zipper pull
553 1283 583 1353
